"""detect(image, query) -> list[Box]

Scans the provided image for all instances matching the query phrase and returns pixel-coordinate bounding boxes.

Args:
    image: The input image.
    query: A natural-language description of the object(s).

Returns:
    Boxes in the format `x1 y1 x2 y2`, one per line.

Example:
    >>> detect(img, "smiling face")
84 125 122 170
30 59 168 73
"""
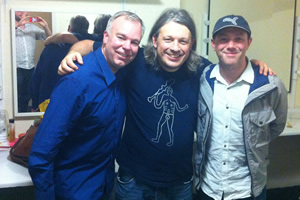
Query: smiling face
102 16 142 73
211 27 252 67
152 21 194 72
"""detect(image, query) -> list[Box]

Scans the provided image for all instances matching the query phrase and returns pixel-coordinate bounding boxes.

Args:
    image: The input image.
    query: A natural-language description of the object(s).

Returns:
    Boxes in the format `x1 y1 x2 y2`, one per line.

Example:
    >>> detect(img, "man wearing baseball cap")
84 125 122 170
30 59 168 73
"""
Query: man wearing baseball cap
194 15 288 200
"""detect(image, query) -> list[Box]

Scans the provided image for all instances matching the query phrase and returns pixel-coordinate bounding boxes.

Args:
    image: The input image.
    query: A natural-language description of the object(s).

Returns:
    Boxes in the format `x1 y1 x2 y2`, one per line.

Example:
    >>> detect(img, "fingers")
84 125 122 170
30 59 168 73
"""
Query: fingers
256 61 277 76
268 69 277 76
73 53 83 65
57 53 82 75
259 64 268 76
37 17 47 24
19 17 30 25
58 63 74 76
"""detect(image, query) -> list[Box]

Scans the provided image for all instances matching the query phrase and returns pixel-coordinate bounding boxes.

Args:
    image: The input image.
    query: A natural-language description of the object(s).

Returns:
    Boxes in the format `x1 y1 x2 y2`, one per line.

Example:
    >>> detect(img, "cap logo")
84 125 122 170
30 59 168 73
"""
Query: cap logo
222 17 238 25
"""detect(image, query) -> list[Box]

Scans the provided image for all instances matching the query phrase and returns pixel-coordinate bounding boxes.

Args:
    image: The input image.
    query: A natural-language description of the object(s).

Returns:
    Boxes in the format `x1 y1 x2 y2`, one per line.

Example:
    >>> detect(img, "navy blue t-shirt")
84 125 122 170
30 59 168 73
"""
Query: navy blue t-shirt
94 42 212 186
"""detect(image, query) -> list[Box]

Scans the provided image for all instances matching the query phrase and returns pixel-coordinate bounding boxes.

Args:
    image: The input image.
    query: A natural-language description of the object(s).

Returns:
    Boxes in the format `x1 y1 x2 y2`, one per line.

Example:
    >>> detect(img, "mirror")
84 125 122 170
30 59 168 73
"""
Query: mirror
11 9 108 117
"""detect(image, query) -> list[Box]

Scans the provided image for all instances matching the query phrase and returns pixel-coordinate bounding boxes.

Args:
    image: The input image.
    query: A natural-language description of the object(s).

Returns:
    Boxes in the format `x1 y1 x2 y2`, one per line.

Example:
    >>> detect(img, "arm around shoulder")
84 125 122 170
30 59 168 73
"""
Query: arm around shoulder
45 32 79 46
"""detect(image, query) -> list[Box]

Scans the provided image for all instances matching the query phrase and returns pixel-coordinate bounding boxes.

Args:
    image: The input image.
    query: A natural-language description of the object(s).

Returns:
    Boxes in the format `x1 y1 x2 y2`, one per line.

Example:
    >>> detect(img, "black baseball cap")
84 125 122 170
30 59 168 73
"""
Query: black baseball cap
212 15 251 38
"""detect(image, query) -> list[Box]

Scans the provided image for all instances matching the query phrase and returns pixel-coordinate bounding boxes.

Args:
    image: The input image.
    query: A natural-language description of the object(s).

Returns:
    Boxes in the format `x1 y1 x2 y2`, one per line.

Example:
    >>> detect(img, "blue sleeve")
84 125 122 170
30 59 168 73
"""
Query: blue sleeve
93 42 102 51
73 33 101 42
28 76 85 199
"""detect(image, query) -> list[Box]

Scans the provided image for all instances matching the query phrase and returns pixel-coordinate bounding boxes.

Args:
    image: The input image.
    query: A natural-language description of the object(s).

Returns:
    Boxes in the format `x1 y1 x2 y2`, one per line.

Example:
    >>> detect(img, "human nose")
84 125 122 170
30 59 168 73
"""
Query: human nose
122 40 131 51
170 41 180 51
226 40 235 48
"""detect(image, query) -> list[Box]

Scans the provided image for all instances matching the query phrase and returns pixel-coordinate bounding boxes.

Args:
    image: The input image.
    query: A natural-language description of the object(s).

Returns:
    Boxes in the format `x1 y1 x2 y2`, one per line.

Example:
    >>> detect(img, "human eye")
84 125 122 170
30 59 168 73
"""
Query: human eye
131 40 140 46
219 37 228 42
164 37 172 43
180 39 189 45
117 34 125 40
239 37 247 42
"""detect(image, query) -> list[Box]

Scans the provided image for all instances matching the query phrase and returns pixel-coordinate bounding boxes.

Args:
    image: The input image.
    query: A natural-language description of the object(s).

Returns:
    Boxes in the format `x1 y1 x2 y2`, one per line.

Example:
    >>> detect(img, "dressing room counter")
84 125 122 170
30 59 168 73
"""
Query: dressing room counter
0 149 32 188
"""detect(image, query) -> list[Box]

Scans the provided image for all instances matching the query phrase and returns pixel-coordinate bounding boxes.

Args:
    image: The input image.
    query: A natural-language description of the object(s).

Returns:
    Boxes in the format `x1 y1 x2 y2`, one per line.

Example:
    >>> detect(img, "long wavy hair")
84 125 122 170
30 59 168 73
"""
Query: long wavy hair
144 8 202 74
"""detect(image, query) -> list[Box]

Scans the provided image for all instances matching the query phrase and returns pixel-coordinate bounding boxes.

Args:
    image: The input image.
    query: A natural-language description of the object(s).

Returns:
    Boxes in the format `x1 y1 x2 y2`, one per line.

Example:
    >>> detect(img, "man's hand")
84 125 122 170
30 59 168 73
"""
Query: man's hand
58 51 83 75
37 16 52 37
15 16 30 28
251 59 277 76
37 16 48 28
58 40 94 75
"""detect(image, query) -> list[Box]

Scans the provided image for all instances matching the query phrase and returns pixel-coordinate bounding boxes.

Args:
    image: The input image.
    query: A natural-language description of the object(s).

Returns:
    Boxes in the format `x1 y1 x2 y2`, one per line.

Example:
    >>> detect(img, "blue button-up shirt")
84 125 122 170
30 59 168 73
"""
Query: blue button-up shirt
29 46 127 200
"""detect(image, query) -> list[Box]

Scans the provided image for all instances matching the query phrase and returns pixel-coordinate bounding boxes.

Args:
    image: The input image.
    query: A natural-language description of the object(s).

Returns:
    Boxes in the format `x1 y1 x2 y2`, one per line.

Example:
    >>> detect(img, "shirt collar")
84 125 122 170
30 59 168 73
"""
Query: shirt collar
95 46 116 86
210 61 254 85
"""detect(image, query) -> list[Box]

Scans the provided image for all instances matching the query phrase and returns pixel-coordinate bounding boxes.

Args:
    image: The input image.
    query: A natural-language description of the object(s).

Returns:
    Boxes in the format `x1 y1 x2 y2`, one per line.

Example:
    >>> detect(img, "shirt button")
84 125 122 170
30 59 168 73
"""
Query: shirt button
224 144 227 148
225 125 228 128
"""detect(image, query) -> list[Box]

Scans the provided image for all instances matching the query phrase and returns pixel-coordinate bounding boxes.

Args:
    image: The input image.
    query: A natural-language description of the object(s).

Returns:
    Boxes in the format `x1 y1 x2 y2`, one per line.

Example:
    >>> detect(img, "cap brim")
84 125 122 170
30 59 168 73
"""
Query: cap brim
213 25 251 36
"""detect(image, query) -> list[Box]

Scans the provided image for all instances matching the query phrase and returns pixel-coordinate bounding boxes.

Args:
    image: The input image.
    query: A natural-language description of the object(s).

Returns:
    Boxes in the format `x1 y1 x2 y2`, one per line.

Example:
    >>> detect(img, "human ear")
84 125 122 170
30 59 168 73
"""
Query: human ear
211 38 216 51
103 31 109 44
152 34 158 48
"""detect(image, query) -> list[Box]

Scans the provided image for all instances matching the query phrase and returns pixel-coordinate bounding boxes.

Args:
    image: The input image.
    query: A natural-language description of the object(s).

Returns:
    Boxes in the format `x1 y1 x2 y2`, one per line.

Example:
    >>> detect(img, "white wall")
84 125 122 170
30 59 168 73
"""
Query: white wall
180 0 209 55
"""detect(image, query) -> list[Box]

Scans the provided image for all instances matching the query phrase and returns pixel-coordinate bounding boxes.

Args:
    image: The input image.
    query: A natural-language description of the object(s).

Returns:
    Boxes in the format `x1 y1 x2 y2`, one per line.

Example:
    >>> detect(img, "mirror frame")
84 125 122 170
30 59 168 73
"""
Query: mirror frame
11 8 53 117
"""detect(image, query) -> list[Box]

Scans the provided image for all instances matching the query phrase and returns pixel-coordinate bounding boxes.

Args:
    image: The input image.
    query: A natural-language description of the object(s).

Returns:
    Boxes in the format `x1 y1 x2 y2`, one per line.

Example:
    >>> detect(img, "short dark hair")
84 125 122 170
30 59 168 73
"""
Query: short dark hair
144 8 201 74
93 14 111 41
69 15 89 34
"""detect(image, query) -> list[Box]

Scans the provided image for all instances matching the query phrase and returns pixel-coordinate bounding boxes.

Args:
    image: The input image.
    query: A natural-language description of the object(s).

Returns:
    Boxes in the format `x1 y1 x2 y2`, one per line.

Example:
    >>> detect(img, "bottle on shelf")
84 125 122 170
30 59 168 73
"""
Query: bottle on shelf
8 119 15 142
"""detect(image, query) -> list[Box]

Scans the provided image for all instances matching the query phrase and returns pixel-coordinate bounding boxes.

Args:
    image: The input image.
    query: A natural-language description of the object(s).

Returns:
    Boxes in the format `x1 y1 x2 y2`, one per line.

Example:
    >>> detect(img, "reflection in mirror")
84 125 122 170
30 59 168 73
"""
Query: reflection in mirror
11 9 107 117
13 10 52 116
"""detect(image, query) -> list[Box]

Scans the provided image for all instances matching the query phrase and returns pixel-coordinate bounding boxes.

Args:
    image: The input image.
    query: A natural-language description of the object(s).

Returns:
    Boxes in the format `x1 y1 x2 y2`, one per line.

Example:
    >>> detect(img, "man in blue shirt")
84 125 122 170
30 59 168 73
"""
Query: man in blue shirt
30 15 93 111
28 11 144 200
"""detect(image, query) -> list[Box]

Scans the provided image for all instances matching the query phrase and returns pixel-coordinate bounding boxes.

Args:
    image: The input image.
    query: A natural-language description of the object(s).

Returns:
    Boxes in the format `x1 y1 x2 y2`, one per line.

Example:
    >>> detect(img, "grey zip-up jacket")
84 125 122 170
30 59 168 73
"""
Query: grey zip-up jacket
194 63 288 197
